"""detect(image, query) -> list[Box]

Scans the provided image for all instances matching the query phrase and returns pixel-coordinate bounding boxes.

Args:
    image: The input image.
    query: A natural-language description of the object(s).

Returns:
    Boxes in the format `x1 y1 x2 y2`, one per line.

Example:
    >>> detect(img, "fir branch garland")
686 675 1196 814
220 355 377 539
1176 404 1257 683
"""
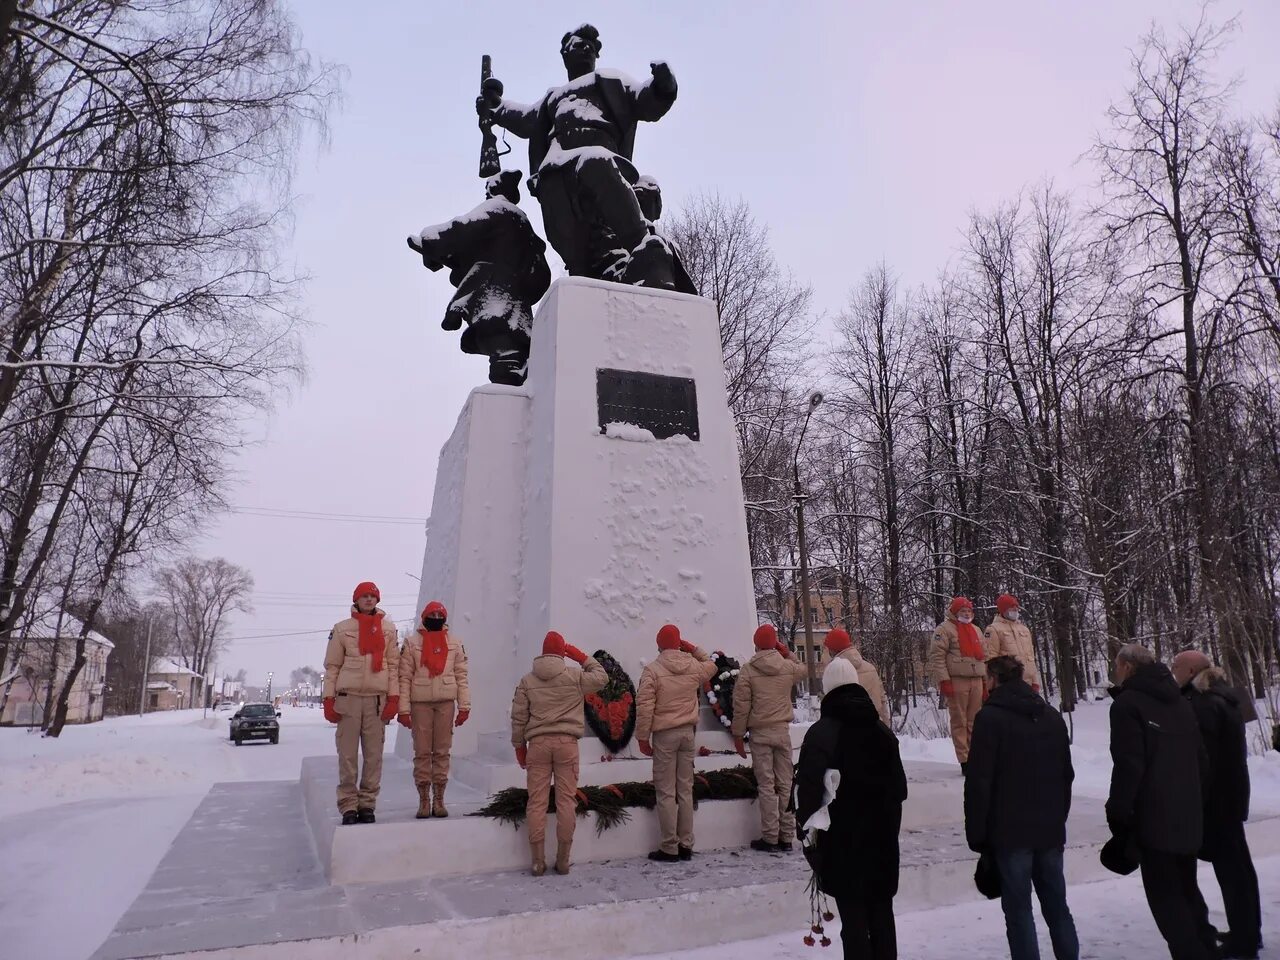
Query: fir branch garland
469 766 759 834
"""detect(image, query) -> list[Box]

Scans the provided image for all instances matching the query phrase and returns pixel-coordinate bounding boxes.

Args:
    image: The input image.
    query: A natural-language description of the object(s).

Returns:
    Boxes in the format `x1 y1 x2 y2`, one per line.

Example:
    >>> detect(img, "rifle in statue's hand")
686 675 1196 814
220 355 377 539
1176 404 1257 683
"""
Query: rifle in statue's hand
478 54 503 178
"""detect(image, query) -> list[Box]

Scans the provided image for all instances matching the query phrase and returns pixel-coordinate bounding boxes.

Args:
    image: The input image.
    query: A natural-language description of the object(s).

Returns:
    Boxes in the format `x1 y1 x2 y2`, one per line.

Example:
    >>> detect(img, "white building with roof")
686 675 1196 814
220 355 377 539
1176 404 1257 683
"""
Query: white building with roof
0 608 113 725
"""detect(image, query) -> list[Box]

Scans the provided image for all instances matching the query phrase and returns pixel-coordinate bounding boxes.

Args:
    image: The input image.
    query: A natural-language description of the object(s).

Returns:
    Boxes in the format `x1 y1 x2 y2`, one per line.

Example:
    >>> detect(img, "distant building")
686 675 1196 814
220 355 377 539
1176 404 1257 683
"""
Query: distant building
145 657 203 712
0 609 113 726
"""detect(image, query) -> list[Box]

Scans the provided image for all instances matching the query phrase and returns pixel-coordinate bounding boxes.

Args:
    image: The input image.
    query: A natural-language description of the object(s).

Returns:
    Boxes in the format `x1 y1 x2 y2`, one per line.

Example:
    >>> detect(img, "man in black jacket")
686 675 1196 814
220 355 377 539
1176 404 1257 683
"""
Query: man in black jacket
965 655 1078 960
1173 651 1261 960
1107 643 1216 960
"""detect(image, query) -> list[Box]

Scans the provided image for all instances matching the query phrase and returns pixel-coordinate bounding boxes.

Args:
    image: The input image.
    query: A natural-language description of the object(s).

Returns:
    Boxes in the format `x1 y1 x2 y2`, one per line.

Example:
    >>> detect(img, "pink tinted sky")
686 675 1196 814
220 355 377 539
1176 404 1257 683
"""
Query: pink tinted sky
193 1 1280 685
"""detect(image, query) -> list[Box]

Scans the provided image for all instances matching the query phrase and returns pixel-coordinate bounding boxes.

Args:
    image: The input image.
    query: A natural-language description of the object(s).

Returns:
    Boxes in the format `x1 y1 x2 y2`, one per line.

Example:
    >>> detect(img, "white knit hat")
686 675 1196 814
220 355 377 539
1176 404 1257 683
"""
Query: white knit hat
822 656 860 696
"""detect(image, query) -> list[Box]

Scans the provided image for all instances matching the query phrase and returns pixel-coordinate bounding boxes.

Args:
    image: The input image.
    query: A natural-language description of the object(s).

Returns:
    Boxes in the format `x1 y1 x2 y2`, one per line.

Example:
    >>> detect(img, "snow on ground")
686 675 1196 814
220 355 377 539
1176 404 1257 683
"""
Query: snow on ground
0 705 373 960
641 854 1280 960
3 699 1280 960
0 702 339 817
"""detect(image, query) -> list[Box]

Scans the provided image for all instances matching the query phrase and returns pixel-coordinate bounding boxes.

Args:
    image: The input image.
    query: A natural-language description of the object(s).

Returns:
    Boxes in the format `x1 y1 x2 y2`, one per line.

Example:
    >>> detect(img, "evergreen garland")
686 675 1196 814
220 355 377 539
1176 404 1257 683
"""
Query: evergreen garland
470 765 759 835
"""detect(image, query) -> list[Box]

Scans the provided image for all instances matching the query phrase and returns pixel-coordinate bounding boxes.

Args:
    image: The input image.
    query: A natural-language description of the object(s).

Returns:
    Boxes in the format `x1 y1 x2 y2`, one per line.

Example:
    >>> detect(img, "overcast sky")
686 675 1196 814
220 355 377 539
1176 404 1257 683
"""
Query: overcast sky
194 1 1280 687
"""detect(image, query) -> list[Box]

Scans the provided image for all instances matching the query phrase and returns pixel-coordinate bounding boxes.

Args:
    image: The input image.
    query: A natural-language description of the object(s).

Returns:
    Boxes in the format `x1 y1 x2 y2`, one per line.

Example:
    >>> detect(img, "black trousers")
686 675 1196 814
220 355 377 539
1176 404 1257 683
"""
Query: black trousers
1139 849 1217 960
834 895 896 960
1208 821 1262 953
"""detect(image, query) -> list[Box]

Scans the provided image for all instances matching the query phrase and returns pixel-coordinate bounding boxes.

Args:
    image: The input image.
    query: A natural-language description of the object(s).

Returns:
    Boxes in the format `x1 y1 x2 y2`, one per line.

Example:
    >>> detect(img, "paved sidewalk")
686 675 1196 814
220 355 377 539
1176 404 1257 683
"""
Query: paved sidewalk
91 768 1113 960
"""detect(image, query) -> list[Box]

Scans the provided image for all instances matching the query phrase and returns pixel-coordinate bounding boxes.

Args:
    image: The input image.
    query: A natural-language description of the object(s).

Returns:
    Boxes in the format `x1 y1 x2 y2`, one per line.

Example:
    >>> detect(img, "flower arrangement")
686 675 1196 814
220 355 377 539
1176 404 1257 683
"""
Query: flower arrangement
584 649 637 754
702 650 742 735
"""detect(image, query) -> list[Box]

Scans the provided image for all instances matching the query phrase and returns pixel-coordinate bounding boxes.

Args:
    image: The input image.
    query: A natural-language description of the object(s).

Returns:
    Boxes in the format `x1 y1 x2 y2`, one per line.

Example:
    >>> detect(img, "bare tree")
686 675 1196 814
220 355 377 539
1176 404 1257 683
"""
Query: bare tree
1092 10 1264 684
0 1 335 682
156 557 253 697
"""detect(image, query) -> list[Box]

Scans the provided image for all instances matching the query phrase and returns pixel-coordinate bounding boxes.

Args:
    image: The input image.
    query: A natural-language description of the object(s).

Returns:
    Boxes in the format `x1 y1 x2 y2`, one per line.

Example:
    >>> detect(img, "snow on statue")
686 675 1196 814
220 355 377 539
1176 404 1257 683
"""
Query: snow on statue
408 169 551 386
475 23 688 292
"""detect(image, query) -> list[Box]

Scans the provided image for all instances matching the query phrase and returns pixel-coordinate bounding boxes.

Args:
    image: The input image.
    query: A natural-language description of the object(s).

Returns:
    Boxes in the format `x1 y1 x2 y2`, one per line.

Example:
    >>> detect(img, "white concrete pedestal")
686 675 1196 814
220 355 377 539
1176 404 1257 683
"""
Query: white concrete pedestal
398 278 756 776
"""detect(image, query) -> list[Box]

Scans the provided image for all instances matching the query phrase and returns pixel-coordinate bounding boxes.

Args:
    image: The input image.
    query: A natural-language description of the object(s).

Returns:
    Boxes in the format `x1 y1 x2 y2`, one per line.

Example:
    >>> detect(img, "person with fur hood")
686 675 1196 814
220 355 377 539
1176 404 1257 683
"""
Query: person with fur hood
1172 650 1261 959
731 623 807 852
510 631 608 876
397 601 470 819
927 596 987 772
636 623 718 863
823 627 890 726
323 581 402 825
796 655 907 959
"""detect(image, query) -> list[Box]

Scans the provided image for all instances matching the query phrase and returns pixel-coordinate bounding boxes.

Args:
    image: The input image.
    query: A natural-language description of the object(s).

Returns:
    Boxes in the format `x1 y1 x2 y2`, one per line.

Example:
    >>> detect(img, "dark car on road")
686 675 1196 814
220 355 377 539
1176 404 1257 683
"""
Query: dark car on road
229 703 280 745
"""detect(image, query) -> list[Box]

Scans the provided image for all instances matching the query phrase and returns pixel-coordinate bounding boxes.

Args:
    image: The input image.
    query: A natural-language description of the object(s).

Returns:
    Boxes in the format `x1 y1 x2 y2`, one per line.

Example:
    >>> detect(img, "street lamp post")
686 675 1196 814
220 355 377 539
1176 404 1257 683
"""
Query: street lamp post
266 671 273 703
794 391 824 707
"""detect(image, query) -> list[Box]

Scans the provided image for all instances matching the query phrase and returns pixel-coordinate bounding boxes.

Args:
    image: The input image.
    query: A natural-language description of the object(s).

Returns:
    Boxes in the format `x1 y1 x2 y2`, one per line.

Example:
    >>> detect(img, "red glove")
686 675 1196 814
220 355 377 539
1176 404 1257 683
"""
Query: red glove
679 639 697 654
775 640 792 659
323 697 341 724
939 680 954 698
562 643 589 665
380 696 399 725
455 708 470 727
397 712 412 729
637 738 653 757
515 745 527 769
734 737 747 758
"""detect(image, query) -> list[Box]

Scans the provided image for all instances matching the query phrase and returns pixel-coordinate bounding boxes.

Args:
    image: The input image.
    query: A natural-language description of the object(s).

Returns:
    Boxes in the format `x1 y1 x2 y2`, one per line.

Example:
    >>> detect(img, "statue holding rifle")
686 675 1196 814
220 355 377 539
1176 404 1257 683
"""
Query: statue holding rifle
475 23 686 291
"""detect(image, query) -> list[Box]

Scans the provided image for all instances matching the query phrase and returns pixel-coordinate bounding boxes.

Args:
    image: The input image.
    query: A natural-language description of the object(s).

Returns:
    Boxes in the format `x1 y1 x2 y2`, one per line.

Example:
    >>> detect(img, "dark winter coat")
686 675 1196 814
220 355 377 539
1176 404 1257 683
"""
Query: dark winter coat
964 679 1074 852
1106 662 1207 856
1183 669 1251 859
795 683 908 900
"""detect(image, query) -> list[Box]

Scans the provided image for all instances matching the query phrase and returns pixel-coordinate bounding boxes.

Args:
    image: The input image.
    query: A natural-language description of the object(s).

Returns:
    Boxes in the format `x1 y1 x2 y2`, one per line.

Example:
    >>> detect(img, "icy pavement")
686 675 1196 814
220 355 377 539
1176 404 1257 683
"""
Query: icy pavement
654 855 1280 960
0 706 357 960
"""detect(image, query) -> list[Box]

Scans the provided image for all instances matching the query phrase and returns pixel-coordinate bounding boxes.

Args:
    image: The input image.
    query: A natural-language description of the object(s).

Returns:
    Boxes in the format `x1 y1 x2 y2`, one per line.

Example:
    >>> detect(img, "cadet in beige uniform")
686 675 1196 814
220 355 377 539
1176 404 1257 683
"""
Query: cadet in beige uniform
926 596 986 772
510 631 607 875
636 624 718 862
983 593 1041 691
732 623 807 852
323 581 401 824
397 600 469 818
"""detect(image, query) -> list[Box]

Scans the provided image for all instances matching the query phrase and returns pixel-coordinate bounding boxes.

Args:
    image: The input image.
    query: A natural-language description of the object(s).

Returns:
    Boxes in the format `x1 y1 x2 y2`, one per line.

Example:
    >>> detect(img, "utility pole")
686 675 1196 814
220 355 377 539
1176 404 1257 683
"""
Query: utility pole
137 616 153 717
794 391 824 708
796 461 818 702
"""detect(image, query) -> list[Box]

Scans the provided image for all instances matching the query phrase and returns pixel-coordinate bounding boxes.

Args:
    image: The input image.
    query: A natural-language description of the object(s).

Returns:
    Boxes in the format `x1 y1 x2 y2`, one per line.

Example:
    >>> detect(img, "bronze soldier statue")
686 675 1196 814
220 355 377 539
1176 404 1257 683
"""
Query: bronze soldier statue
408 170 551 386
475 24 682 291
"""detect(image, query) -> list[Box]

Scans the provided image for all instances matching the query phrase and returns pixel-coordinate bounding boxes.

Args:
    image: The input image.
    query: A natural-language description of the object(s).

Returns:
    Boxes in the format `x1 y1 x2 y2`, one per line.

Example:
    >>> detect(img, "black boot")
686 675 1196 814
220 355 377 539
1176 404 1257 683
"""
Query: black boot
356 807 376 824
750 838 780 853
678 846 693 861
648 849 680 862
341 810 359 826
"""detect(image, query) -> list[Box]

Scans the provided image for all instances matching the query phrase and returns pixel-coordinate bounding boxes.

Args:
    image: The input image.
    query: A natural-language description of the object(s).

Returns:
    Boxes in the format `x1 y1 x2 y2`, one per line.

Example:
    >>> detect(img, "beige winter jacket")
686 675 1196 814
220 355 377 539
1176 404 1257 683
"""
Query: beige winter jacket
398 629 470 709
828 647 891 726
636 645 718 740
730 649 807 737
510 654 608 747
926 616 987 684
323 608 401 699
983 616 1041 688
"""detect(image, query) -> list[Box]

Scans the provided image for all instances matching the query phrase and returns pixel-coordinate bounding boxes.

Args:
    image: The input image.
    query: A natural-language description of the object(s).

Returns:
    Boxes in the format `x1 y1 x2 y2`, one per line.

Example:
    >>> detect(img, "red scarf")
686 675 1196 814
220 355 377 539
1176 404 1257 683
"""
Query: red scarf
353 610 385 672
956 621 985 660
420 627 448 677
